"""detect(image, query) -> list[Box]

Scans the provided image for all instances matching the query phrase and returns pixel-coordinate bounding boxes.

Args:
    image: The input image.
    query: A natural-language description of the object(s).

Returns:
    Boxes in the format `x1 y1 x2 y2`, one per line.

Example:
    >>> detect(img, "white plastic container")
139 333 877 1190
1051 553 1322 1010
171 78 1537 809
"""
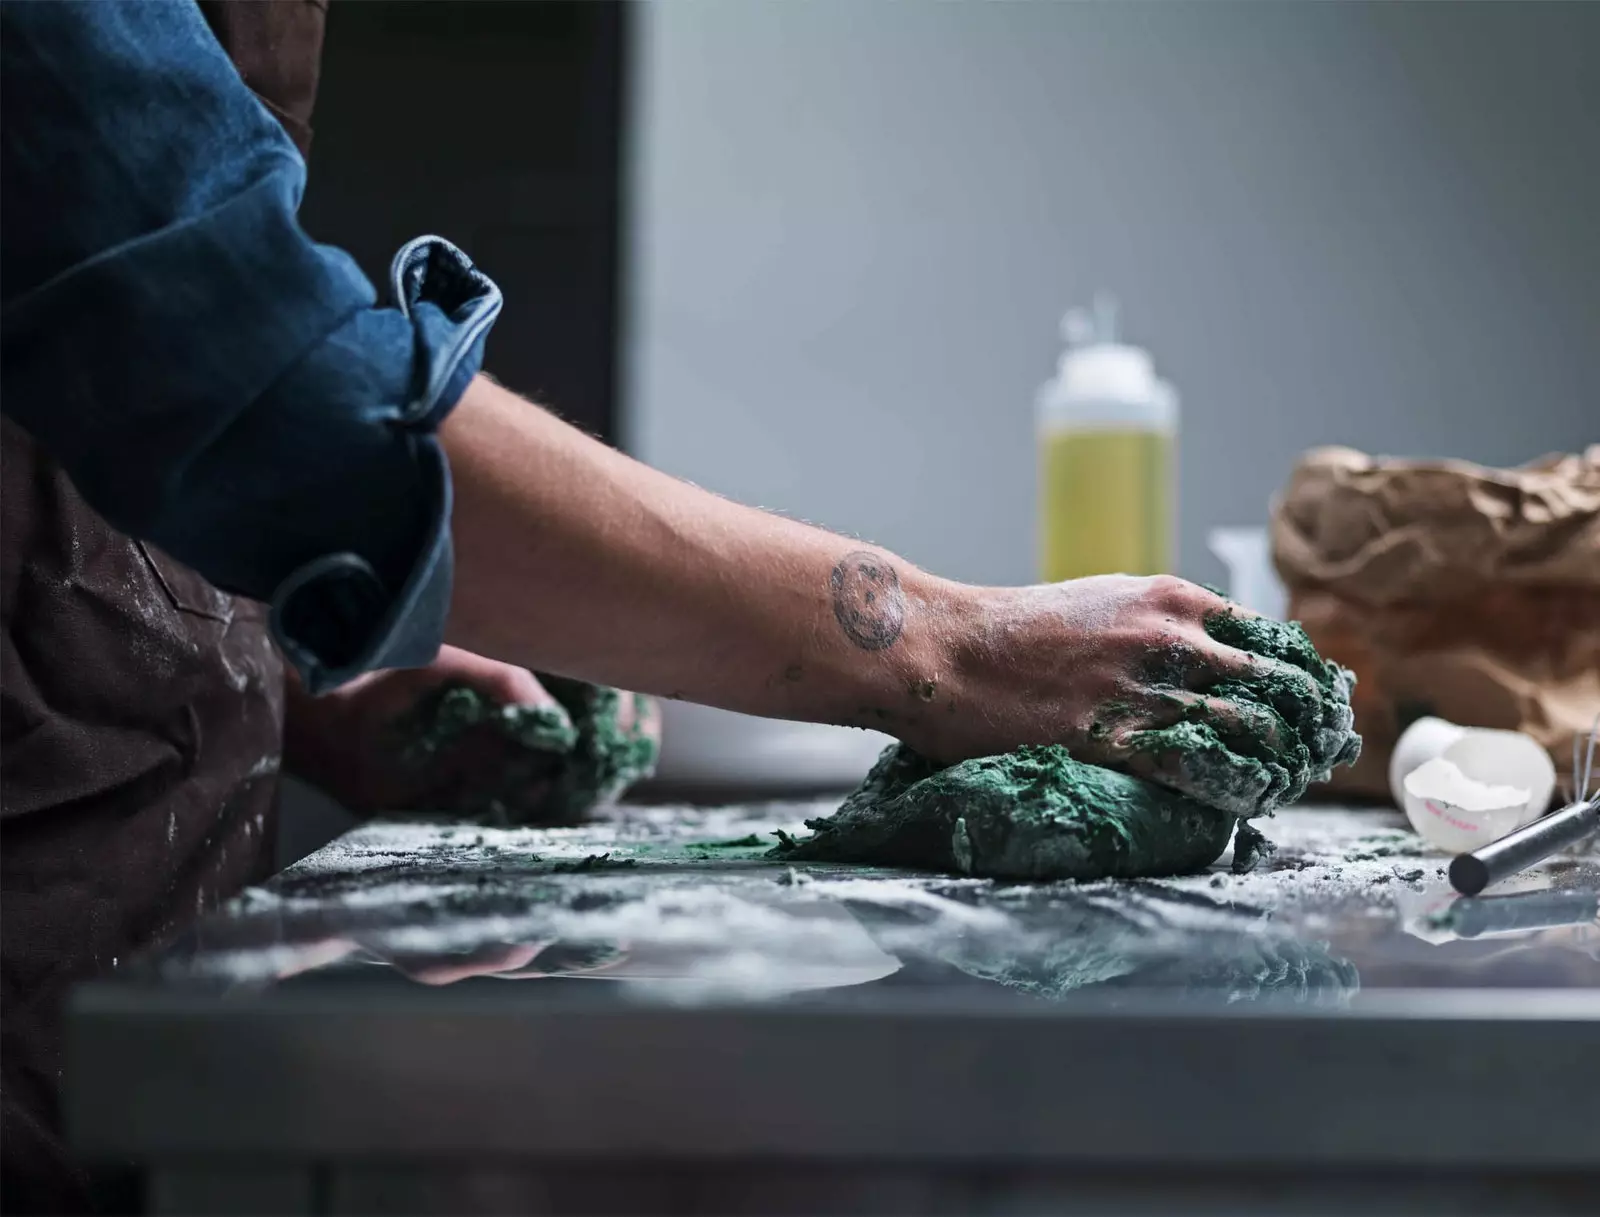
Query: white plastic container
1390 717 1558 854
1206 526 1287 619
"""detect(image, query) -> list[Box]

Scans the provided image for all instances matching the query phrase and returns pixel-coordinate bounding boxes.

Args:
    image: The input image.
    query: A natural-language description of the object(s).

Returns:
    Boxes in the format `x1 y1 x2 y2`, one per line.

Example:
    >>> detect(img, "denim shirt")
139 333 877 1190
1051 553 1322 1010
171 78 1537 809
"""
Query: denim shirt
0 0 502 694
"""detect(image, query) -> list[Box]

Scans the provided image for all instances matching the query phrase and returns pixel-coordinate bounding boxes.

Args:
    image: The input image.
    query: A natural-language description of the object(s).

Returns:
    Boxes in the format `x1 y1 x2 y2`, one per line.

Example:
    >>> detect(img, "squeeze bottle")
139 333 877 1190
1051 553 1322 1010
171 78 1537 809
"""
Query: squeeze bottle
1037 296 1178 581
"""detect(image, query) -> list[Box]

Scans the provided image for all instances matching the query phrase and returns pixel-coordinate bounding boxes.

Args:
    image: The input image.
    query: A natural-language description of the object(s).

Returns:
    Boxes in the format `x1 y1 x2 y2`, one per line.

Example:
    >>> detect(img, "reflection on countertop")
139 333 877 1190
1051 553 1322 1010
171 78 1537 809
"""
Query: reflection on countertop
119 802 1600 1006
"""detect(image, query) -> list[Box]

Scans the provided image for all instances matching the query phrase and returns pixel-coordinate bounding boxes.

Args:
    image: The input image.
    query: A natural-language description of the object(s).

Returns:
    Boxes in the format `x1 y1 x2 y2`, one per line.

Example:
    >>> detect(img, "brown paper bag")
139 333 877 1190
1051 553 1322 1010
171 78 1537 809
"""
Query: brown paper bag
1271 445 1600 801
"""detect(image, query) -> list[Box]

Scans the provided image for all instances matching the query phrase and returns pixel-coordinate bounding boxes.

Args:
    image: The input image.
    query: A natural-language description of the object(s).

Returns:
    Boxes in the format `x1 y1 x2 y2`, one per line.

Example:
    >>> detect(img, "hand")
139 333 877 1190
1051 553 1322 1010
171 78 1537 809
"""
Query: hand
282 645 659 817
274 937 632 985
911 575 1346 812
376 939 630 985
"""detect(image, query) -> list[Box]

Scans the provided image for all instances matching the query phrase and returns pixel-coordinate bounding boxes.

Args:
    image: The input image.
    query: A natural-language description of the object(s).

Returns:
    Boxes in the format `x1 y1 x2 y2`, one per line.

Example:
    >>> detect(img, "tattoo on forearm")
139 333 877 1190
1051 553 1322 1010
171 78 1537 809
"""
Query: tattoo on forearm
830 551 906 651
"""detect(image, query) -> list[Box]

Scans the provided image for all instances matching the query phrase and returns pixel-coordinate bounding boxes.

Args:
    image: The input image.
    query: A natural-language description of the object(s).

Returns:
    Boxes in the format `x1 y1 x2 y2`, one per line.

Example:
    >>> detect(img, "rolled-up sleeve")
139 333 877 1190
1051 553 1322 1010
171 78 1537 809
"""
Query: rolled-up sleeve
0 1 501 693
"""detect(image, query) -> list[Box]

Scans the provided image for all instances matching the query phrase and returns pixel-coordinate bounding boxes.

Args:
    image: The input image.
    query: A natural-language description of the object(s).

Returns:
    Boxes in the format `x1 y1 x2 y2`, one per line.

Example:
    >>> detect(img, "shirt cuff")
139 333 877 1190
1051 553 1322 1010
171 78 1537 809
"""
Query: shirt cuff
270 236 501 694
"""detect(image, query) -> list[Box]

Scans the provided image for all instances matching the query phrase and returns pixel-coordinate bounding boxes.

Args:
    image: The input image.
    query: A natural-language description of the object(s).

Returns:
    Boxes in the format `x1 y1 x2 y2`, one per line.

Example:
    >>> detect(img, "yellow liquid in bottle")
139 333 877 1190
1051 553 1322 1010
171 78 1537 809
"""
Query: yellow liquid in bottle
1039 425 1173 581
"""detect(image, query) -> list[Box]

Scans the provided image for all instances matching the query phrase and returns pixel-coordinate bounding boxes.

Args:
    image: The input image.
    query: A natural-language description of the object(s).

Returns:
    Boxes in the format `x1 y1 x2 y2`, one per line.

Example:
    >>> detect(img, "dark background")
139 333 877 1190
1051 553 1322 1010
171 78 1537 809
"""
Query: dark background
299 0 627 443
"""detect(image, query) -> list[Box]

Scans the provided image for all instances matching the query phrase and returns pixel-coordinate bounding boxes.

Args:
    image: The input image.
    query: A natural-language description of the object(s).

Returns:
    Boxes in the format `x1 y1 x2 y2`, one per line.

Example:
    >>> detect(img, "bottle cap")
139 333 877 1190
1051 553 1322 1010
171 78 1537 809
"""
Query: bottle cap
1038 293 1176 427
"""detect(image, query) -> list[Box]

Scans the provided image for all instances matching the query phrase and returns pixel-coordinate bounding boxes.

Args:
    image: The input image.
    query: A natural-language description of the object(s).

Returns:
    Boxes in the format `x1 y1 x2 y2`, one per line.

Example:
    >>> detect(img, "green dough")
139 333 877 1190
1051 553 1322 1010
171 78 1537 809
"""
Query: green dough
776 743 1237 882
407 686 580 756
398 677 659 825
1124 608 1361 817
776 604 1360 882
539 676 661 816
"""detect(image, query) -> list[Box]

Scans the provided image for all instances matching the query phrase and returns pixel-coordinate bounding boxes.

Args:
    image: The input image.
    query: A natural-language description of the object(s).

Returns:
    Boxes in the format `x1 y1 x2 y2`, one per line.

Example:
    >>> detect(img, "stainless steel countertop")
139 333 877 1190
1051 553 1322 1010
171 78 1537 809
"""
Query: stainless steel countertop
67 802 1600 1170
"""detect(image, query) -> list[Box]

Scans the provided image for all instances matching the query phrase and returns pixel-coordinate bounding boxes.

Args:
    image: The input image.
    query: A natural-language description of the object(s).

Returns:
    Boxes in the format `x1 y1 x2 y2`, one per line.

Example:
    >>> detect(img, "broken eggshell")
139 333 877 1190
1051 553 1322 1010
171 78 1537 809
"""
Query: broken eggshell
1402 757 1531 855
1391 718 1558 854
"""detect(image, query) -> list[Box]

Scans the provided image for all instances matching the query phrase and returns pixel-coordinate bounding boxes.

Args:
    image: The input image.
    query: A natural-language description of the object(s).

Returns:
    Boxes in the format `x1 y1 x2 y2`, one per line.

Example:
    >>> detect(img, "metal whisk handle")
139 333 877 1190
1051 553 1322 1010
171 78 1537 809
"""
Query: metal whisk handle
1449 796 1600 897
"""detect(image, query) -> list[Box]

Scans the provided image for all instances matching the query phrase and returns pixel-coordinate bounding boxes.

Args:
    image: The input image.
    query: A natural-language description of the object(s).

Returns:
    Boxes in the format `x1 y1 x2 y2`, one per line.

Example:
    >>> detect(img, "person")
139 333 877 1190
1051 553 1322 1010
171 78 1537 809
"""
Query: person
0 2 1332 1210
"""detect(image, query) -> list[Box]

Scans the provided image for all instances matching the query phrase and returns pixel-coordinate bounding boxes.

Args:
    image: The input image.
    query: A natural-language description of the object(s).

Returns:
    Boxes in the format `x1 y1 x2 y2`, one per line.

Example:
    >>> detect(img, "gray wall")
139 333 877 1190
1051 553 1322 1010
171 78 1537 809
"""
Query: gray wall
625 0 1599 590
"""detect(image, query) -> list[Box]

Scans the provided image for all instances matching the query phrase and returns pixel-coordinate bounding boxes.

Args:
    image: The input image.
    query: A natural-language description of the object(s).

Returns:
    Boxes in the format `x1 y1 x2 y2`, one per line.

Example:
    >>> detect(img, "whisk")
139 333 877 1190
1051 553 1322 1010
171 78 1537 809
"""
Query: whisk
1449 714 1600 897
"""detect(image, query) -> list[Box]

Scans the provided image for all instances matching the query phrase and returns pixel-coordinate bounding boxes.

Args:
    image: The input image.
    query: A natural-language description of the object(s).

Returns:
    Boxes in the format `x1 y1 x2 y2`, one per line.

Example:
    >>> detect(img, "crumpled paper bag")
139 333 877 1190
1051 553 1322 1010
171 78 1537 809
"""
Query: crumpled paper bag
1271 445 1600 802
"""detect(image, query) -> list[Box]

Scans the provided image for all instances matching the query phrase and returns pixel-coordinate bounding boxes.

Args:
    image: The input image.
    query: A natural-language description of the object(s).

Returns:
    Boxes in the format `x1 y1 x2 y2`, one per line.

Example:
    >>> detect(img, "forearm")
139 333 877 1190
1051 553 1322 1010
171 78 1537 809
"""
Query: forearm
441 375 976 743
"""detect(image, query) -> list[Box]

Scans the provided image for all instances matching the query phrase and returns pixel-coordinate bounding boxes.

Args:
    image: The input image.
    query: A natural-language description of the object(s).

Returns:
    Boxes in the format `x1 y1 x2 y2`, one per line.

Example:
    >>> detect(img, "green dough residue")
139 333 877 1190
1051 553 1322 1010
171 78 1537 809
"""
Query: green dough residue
776 603 1360 882
548 852 638 873
398 677 659 825
776 744 1236 882
1229 820 1277 875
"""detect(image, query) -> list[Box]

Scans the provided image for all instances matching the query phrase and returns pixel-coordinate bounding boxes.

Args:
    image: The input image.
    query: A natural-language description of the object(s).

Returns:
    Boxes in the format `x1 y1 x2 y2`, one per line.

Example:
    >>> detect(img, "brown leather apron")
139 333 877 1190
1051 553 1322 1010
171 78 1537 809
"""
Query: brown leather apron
1 4 327 1210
